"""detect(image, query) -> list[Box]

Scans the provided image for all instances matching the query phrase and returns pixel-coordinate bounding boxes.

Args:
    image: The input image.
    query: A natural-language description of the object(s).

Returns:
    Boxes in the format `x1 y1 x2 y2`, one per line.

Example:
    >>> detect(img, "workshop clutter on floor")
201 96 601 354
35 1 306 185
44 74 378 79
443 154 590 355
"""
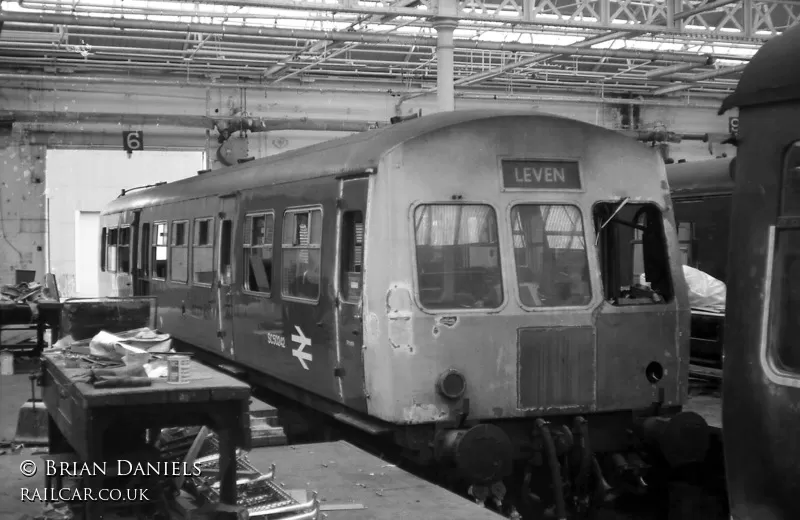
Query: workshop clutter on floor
158 426 321 519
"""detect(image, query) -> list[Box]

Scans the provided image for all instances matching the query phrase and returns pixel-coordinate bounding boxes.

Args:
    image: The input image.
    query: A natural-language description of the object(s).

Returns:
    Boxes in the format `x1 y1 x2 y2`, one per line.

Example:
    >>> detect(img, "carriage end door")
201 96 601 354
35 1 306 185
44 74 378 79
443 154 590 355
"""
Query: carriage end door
336 177 369 411
216 195 237 357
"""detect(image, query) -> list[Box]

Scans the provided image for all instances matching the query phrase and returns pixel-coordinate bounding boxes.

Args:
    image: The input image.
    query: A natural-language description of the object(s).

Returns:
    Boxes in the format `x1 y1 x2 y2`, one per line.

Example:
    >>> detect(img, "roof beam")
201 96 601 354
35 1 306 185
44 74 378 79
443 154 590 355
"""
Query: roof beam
140 0 796 42
673 0 739 21
0 12 724 64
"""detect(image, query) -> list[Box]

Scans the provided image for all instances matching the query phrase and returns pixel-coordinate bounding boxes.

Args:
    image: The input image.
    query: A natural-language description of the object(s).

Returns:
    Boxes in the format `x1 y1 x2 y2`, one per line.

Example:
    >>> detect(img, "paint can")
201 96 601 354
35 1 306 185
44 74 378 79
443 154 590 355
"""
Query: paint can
0 350 14 376
166 355 191 384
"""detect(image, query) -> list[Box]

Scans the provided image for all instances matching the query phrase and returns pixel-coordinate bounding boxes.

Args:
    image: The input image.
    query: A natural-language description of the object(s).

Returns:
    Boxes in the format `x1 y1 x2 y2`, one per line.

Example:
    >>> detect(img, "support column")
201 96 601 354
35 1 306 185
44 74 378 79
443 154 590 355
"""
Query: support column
433 18 458 112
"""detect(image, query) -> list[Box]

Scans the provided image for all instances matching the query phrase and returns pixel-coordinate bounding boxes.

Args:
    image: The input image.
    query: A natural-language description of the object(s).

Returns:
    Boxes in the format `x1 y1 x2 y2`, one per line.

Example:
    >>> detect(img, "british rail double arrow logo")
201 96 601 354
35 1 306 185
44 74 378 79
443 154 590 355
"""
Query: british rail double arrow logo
291 325 313 370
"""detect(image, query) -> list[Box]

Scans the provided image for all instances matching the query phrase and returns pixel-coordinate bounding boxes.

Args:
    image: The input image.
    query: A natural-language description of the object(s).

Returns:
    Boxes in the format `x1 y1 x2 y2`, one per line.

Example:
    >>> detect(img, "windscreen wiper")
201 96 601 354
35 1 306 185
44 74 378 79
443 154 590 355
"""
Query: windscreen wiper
595 197 631 246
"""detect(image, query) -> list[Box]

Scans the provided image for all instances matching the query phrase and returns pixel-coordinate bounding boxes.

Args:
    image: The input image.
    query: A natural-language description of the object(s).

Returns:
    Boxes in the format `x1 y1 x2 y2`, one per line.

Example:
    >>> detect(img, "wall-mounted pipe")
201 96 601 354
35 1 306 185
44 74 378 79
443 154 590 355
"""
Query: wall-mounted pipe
2 110 383 132
645 59 714 79
652 64 747 95
0 12 733 64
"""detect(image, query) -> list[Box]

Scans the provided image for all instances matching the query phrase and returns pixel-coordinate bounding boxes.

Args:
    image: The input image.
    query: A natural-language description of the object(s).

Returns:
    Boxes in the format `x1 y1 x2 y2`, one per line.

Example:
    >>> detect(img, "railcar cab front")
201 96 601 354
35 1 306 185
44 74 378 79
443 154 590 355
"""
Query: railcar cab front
363 114 705 490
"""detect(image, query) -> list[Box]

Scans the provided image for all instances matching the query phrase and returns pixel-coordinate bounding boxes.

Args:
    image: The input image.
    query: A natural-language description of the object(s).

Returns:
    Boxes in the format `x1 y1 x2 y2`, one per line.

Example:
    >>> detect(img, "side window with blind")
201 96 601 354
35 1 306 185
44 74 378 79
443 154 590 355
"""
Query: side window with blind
193 217 214 286
243 212 275 295
341 211 364 302
107 227 119 273
282 207 322 302
170 220 189 283
119 226 132 274
152 222 168 280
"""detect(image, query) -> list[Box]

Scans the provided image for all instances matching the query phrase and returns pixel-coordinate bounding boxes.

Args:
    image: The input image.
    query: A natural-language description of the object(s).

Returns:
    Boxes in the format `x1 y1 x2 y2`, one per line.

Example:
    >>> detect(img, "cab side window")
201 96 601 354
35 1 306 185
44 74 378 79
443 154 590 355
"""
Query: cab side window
340 211 364 302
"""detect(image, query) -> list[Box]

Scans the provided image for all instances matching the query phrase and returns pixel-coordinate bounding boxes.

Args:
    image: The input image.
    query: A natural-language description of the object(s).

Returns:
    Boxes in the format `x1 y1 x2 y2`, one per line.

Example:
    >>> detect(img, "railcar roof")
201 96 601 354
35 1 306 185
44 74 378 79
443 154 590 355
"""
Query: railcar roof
102 109 643 215
719 24 800 114
666 158 735 197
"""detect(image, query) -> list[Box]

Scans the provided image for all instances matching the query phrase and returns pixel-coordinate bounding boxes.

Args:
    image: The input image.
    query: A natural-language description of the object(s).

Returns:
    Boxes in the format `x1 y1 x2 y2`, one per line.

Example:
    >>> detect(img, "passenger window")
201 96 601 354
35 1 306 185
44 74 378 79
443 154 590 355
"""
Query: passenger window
594 201 673 305
770 142 800 372
170 220 188 283
243 212 274 294
100 227 107 272
511 204 591 308
106 227 119 273
151 222 168 280
192 217 215 286
414 204 503 310
282 208 322 302
341 211 364 302
118 226 132 274
140 223 150 277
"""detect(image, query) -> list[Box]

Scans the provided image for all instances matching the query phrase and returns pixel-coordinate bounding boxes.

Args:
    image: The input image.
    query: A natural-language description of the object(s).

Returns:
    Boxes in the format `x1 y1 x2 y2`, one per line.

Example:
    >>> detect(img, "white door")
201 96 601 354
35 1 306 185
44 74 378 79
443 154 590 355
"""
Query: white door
75 211 101 297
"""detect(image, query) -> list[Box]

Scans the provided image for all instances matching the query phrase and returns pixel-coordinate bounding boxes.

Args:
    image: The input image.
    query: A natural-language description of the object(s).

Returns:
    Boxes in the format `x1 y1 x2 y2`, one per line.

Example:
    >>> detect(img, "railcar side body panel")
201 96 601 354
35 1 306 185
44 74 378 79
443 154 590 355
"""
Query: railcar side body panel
719 21 800 520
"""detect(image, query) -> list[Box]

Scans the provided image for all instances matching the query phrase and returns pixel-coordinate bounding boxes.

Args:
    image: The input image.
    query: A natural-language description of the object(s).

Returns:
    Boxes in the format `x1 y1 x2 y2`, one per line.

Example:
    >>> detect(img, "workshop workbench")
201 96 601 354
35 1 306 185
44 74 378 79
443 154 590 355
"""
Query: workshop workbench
40 352 252 519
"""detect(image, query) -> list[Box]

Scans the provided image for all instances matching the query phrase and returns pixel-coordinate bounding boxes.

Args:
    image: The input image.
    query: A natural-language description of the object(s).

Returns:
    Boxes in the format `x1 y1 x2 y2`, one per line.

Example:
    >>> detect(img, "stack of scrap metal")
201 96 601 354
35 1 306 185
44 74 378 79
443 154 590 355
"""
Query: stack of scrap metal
158 428 320 519
1 281 45 304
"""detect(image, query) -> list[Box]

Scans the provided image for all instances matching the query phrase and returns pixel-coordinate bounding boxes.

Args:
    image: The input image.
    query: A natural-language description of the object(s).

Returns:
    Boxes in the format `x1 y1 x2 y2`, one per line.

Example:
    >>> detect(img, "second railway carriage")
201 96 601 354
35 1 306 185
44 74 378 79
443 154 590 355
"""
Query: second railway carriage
98 110 708 517
719 22 800 520
666 158 735 283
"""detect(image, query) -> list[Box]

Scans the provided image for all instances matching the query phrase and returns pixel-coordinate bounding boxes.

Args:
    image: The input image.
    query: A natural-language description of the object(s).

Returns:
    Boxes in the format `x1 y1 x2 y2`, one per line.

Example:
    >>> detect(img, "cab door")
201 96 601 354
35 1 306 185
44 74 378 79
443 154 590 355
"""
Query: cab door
216 195 237 357
335 176 369 412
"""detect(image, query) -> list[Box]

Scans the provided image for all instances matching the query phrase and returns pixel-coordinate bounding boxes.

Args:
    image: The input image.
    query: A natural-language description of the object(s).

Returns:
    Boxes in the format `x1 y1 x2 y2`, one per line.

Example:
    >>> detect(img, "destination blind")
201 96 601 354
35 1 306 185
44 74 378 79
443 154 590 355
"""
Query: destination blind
501 160 582 190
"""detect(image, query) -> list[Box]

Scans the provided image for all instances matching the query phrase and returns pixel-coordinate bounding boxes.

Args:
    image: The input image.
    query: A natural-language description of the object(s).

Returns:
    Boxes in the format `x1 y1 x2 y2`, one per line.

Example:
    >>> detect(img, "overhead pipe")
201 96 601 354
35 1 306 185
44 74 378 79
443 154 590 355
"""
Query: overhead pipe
652 64 747 95
673 0 739 21
454 30 633 88
0 12 731 64
2 110 383 132
0 74 725 109
645 58 714 79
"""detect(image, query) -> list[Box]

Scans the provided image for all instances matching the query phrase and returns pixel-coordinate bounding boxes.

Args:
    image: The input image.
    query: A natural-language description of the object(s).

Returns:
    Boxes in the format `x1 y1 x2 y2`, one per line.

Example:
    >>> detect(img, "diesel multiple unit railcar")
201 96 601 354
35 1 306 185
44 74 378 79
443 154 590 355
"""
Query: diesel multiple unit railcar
719 23 800 520
666 158 735 284
98 110 708 518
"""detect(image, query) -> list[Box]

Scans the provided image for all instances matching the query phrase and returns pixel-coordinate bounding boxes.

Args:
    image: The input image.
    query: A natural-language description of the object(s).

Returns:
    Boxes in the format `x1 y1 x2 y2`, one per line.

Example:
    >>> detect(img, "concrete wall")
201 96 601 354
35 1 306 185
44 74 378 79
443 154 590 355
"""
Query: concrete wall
0 142 46 286
45 150 203 297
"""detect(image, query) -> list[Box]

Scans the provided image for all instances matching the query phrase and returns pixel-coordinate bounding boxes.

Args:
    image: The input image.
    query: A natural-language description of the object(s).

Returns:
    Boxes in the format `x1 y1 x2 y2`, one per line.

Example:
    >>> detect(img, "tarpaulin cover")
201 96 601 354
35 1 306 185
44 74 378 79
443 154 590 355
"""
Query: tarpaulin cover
681 265 726 313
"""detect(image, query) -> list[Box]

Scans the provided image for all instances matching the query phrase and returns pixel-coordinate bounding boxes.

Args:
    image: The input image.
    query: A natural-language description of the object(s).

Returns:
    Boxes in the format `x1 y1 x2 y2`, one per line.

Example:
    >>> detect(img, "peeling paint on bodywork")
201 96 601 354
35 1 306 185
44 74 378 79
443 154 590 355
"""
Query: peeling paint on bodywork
403 403 447 423
366 312 380 341
437 316 458 328
386 283 414 353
